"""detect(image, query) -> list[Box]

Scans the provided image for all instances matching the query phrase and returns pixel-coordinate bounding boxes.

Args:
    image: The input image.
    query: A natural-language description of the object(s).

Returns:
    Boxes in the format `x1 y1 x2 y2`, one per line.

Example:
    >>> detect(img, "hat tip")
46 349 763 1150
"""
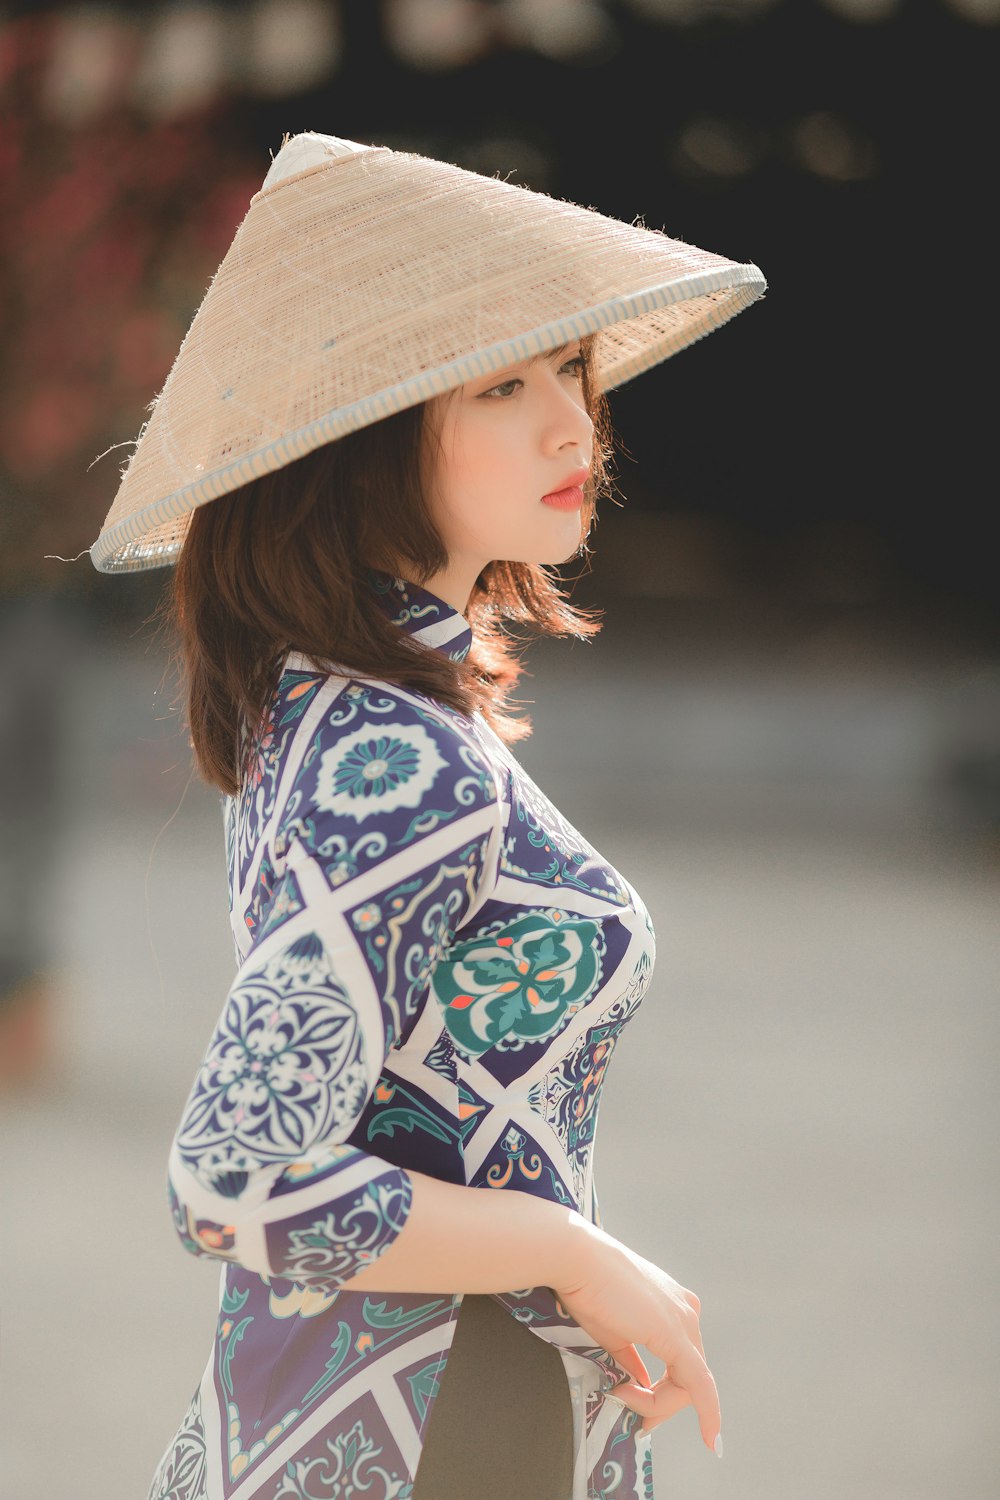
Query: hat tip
260 130 373 192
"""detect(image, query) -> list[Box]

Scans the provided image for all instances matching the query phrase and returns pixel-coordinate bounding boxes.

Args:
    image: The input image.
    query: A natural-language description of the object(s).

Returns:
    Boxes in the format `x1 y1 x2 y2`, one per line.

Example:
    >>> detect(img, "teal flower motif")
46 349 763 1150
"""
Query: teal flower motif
336 737 419 798
432 910 603 1056
315 720 447 824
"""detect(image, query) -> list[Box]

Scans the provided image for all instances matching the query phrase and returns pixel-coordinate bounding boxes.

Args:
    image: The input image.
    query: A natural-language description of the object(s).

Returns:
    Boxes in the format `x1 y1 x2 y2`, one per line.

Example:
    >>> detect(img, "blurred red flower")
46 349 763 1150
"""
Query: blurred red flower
0 15 260 596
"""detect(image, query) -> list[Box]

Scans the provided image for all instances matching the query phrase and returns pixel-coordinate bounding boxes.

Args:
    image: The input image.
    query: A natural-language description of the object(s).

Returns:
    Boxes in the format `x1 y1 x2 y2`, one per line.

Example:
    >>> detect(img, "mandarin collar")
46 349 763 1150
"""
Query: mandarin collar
366 568 473 664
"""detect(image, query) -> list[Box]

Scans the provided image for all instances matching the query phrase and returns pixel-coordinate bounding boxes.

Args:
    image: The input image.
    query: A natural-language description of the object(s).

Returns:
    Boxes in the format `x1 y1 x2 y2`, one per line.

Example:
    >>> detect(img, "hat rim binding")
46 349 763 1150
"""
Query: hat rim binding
91 267 764 575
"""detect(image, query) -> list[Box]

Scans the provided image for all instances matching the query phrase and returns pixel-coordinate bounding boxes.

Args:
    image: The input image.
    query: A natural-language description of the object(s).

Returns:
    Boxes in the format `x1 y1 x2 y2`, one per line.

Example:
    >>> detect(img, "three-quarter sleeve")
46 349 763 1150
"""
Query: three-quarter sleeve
165 688 501 1288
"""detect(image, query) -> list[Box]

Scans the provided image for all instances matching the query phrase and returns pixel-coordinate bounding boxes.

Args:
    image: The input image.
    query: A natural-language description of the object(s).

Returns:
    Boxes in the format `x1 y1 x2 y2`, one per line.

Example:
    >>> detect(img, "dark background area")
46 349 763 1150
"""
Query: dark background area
1 0 996 636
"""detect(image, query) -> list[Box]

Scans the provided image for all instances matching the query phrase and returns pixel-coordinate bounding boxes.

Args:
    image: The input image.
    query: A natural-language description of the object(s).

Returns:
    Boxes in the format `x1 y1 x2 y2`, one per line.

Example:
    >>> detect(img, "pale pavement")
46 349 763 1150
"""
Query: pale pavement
1 593 997 1500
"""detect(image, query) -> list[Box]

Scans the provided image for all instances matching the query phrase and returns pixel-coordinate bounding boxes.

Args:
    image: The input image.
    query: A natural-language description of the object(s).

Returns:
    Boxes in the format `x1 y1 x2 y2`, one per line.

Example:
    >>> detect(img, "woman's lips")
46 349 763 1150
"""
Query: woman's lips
540 485 584 510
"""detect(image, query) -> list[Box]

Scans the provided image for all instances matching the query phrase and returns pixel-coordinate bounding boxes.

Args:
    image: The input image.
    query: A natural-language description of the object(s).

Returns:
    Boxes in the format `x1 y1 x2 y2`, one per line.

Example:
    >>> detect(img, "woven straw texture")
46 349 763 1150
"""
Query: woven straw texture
92 141 766 574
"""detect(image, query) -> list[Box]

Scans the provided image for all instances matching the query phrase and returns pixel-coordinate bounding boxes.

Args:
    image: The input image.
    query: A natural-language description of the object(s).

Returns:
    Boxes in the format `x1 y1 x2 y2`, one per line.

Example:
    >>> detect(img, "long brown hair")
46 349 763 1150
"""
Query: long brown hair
157 332 617 796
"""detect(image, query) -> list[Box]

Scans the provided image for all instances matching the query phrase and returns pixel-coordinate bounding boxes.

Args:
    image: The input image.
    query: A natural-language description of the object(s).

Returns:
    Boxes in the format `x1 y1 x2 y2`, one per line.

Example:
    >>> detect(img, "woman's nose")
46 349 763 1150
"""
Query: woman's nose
544 378 593 450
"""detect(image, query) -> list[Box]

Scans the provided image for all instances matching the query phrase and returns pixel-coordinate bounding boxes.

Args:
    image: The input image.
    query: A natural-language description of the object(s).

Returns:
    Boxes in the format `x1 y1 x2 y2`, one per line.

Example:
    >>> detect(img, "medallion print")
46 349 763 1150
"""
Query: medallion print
368 568 474 663
348 844 490 1049
398 1356 444 1427
268 1170 413 1286
266 1281 339 1320
259 1293 452 1423
527 951 653 1202
176 932 368 1195
147 1392 207 1500
366 1075 460 1151
272 1415 413 1500
432 909 605 1057
233 672 326 891
244 849 278 940
210 1280 453 1491
257 869 306 943
314 721 447 822
281 700 495 897
476 1123 569 1200
456 1077 489 1145
491 753 630 907
589 1402 648 1500
422 1029 456 1081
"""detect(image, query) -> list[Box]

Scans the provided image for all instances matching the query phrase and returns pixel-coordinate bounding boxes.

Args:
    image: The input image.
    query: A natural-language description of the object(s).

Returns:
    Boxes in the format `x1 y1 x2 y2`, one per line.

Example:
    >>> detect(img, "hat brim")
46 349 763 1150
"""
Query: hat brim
91 145 765 574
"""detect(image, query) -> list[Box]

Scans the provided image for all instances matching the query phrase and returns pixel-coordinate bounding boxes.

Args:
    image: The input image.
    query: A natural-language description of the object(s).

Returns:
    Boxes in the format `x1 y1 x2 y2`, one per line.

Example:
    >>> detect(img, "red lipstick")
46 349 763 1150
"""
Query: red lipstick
541 467 589 510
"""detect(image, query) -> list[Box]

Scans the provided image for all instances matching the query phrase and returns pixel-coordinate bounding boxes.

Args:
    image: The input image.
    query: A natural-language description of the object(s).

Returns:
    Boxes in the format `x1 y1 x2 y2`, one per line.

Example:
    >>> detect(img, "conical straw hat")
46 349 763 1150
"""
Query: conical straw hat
91 130 766 574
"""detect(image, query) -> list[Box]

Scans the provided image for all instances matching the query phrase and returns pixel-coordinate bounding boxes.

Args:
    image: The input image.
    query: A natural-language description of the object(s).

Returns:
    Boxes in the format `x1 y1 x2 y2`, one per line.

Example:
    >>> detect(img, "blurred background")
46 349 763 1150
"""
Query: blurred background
1 2 997 1498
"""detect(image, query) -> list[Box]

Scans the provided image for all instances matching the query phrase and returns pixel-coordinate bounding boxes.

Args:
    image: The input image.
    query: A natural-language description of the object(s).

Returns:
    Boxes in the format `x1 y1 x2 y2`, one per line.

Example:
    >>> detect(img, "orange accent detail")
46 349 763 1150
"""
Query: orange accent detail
458 1101 482 1119
526 987 541 1006
536 968 558 981
487 1160 513 1187
450 993 477 1009
355 1332 375 1353
496 936 514 946
375 1083 395 1102
517 960 530 974
496 981 520 993
287 678 321 700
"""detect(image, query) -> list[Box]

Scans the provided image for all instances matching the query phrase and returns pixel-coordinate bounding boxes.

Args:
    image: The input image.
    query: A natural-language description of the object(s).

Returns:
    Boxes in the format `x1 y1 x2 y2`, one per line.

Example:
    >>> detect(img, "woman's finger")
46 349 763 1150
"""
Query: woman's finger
610 1342 652 1391
667 1345 721 1453
609 1372 691 1431
639 1377 691 1433
687 1317 707 1365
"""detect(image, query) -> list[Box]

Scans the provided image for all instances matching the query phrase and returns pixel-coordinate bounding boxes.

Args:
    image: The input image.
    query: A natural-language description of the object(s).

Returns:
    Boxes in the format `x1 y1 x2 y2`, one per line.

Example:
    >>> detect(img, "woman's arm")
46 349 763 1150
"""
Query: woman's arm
167 693 503 1290
341 1168 722 1454
335 1165 590 1294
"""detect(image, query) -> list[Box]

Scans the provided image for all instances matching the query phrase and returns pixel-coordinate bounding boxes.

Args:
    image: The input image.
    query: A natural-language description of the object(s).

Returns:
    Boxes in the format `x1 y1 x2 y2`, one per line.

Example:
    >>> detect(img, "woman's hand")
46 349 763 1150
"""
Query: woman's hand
553 1223 721 1452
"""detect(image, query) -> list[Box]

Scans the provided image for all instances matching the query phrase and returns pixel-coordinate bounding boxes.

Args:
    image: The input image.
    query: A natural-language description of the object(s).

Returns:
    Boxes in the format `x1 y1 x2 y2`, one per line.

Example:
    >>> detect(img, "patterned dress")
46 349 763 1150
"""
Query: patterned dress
152 569 657 1500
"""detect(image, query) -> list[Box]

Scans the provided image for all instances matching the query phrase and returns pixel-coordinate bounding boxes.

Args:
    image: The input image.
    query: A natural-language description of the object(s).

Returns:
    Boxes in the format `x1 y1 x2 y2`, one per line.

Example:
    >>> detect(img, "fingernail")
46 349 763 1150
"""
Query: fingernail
713 1432 724 1458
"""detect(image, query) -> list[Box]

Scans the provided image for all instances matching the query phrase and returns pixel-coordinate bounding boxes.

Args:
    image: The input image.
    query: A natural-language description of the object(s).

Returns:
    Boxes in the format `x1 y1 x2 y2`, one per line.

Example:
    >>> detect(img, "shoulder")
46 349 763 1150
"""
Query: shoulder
273 664 500 846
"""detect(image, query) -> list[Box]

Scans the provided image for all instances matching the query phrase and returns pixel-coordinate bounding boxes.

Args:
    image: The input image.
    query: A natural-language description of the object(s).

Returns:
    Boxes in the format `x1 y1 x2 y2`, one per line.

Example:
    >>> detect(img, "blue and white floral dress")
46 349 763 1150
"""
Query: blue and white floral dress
152 569 658 1500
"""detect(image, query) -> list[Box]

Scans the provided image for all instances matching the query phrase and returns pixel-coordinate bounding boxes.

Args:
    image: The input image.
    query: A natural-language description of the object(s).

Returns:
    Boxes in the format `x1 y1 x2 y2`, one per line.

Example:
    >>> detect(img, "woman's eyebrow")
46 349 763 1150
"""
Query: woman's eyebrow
488 342 576 376
473 341 578 388
525 342 573 366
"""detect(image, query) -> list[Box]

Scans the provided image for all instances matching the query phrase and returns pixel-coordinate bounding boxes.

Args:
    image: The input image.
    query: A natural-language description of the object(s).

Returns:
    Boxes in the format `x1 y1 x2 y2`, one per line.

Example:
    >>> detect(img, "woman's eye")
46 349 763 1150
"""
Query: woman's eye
481 353 583 399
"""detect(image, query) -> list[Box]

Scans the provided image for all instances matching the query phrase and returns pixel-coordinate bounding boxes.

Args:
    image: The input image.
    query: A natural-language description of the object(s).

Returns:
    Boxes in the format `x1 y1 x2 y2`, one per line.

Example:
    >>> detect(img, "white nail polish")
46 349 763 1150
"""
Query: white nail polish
714 1432 724 1458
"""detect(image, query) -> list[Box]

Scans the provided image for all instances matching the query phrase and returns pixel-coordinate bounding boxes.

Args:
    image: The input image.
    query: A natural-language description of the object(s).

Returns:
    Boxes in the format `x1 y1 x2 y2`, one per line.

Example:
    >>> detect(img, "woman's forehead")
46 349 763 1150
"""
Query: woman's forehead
500 339 578 372
468 339 581 385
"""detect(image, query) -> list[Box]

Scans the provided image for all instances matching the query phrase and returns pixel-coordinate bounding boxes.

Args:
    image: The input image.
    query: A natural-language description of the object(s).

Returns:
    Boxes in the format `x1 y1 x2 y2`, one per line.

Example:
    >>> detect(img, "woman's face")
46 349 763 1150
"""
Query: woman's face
420 339 594 598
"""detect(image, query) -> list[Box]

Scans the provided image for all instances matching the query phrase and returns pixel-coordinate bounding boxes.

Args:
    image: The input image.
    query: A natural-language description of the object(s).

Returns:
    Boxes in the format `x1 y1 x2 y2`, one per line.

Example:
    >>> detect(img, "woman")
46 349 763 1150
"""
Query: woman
91 130 765 1500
